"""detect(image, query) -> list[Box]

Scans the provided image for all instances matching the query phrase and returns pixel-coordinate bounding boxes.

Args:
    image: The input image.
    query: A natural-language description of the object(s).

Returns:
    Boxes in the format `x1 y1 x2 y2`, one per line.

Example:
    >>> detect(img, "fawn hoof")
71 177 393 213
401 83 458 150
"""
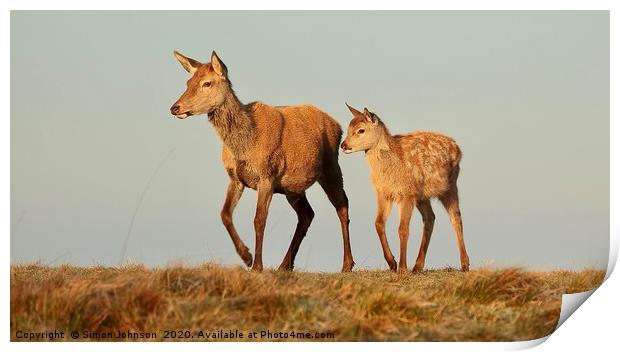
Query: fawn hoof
388 261 397 272
251 263 263 272
461 263 470 272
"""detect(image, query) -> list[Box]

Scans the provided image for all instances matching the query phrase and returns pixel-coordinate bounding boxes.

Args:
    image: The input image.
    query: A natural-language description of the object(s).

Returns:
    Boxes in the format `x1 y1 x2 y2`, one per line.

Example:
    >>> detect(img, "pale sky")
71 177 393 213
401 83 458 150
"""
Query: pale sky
11 11 609 271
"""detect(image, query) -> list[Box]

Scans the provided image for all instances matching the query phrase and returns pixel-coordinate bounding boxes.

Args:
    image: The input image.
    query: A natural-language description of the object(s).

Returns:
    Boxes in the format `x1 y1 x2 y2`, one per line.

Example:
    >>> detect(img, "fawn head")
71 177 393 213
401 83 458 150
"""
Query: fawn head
170 51 230 119
341 103 384 154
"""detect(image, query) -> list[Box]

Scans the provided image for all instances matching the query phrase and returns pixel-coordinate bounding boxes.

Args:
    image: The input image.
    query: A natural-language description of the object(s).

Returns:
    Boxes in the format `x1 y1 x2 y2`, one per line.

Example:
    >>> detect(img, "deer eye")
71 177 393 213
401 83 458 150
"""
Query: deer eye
202 81 212 88
357 129 365 134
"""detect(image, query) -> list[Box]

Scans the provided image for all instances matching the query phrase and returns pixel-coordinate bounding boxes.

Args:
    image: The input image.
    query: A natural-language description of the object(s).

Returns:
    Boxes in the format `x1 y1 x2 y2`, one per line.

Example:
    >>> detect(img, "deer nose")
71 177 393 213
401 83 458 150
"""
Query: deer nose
170 105 181 115
340 141 348 150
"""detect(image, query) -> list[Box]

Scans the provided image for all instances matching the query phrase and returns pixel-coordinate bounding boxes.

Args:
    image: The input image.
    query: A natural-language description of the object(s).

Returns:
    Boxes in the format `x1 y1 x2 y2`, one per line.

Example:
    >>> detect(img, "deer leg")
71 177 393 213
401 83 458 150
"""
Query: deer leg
413 200 435 273
220 180 252 267
252 180 274 272
318 165 354 272
375 193 397 271
440 189 470 272
397 197 415 272
278 193 314 271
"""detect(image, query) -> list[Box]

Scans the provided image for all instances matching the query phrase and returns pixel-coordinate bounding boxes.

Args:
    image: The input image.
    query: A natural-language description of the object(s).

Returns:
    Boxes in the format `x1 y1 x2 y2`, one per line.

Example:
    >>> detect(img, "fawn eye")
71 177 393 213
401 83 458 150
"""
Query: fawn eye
357 129 365 134
202 81 212 88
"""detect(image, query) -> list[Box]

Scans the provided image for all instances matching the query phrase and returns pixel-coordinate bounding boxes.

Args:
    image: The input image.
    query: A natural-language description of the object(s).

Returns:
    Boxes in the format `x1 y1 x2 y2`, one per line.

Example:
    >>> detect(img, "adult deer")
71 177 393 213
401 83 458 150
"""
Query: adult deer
170 50 354 272
341 104 470 272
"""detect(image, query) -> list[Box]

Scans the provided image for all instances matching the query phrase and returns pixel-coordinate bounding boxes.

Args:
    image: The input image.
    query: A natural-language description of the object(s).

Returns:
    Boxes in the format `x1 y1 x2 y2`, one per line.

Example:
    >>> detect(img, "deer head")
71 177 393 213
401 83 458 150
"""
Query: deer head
341 103 387 154
170 51 231 119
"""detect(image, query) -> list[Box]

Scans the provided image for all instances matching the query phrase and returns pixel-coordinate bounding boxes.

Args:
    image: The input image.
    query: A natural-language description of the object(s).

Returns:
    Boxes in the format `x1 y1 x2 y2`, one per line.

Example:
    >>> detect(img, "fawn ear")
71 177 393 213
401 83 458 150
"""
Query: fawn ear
211 51 228 78
174 51 201 74
363 108 378 124
345 102 363 117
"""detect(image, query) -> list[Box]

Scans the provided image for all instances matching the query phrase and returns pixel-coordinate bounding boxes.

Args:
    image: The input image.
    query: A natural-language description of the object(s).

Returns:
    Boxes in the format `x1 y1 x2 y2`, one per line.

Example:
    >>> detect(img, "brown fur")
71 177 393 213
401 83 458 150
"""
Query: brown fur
170 51 354 272
341 104 469 272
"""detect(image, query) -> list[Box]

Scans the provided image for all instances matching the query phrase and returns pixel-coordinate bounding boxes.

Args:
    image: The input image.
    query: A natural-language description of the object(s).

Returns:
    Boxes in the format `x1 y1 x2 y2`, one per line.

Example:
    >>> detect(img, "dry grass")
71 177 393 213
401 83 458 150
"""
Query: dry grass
10 264 605 342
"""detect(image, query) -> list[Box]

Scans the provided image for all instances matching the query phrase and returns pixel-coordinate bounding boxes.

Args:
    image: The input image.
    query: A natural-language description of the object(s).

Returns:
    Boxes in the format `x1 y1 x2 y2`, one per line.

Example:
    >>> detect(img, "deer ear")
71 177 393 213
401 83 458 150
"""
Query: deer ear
174 51 200 74
345 102 363 117
363 108 378 124
211 51 228 78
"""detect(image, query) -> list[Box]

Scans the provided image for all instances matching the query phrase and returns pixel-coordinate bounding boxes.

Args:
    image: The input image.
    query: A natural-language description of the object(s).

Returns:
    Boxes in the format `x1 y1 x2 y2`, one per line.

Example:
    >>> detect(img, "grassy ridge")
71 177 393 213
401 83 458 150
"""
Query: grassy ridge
10 264 604 342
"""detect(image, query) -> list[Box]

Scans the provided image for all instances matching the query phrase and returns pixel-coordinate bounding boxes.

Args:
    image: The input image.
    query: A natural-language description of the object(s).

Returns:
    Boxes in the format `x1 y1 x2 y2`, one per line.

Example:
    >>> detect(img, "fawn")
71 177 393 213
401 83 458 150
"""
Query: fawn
341 104 469 272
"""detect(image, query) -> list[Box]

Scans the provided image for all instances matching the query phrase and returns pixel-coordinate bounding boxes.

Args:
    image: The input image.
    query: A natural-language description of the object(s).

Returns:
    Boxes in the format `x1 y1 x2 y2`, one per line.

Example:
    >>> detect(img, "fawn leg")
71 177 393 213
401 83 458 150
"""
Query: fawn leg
397 197 415 272
375 193 397 271
412 200 435 273
440 189 470 272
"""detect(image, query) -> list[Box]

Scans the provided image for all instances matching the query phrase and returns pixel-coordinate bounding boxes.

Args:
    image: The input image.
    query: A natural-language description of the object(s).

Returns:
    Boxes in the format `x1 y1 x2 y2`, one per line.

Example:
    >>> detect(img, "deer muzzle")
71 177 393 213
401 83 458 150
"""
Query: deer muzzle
341 141 353 154
170 104 192 119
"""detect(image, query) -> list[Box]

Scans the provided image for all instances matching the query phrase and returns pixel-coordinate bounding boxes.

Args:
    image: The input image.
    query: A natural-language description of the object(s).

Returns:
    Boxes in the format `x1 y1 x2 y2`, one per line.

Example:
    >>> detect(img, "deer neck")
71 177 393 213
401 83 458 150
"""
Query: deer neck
365 129 399 169
208 90 256 159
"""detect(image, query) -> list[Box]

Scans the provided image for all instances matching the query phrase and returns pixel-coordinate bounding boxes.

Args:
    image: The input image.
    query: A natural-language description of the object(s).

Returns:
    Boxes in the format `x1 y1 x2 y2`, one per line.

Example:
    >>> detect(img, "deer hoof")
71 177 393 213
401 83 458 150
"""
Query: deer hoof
241 250 253 268
278 263 294 271
341 260 355 272
251 263 263 272
461 263 470 272
412 264 424 273
388 261 397 272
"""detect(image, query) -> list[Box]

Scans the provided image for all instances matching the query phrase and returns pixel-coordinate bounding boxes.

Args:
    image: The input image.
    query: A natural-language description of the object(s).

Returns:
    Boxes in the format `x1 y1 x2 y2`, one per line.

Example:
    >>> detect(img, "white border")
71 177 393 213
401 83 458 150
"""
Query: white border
1 0 615 11
3 1 617 352
3 0 615 10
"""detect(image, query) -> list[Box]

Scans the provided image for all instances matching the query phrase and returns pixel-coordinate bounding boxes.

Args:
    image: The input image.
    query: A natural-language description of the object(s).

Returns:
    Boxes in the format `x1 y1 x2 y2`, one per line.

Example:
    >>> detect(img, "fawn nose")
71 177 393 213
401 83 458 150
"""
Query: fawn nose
170 105 181 115
341 141 353 154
